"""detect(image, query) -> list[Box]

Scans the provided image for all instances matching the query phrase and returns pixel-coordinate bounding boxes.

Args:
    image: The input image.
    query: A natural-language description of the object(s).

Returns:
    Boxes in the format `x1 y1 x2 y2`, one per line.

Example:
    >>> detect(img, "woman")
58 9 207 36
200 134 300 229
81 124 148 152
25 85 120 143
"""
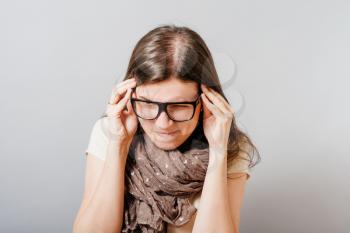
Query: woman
73 25 260 233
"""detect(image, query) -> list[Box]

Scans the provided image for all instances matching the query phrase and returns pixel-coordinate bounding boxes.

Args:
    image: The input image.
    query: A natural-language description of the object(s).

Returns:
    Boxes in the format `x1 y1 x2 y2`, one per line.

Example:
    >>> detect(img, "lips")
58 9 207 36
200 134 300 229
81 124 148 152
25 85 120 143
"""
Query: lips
157 130 178 134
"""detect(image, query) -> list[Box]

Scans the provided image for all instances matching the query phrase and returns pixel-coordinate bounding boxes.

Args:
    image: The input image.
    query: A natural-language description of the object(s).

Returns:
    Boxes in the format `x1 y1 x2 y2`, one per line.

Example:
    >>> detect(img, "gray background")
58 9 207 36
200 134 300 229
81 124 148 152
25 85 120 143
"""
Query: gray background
1 0 349 232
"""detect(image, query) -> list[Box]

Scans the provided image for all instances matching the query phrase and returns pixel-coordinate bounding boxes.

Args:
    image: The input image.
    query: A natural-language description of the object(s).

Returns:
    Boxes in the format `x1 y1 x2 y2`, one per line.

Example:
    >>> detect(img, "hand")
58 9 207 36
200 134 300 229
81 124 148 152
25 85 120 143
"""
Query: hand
104 77 138 145
200 84 234 153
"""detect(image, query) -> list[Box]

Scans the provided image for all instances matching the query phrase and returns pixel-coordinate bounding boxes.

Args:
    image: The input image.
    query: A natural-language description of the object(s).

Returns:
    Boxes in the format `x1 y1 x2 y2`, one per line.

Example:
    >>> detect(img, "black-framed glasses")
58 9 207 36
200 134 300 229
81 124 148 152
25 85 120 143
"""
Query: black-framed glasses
130 88 202 122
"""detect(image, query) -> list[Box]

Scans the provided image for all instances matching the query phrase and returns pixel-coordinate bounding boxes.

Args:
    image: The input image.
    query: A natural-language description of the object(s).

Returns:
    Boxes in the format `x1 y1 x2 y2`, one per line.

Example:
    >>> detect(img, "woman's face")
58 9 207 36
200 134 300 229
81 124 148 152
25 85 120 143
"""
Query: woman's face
132 77 202 150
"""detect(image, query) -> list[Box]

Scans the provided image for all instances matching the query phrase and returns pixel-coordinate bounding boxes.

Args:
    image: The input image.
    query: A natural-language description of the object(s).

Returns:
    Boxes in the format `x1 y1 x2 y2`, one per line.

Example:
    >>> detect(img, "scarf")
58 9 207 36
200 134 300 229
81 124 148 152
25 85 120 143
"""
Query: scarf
121 125 210 233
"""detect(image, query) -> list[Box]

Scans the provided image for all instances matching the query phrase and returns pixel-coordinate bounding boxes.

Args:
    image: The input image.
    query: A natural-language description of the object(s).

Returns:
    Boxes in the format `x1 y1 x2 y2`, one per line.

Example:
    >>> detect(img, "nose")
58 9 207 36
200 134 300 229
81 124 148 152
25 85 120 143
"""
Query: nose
155 111 173 128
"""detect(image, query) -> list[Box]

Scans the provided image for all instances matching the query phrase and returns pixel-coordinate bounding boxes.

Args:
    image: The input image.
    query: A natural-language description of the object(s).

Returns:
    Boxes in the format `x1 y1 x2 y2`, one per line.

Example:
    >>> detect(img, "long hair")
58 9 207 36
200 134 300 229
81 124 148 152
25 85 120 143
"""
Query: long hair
101 24 260 169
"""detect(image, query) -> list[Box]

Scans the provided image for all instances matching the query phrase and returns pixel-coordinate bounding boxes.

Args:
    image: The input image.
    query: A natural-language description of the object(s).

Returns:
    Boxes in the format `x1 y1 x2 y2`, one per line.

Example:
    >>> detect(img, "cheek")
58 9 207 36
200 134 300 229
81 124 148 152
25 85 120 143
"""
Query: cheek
139 118 151 129
192 107 201 123
178 117 200 136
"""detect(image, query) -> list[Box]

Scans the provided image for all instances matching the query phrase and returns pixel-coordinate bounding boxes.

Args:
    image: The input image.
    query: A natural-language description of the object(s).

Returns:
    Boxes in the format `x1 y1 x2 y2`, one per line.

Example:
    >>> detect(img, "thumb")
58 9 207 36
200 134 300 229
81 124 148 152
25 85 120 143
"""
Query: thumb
126 99 135 115
201 94 211 120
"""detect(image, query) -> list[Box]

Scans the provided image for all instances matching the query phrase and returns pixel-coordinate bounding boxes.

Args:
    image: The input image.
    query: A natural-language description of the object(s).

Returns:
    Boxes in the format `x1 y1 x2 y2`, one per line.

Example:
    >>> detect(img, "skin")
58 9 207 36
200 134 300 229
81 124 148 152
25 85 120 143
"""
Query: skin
73 76 248 233
132 77 202 150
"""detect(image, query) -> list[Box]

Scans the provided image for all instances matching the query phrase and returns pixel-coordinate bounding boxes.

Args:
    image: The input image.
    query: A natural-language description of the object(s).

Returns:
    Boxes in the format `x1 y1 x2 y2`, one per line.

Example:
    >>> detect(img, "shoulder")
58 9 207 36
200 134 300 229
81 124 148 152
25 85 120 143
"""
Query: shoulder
90 118 109 142
227 141 252 180
85 118 110 161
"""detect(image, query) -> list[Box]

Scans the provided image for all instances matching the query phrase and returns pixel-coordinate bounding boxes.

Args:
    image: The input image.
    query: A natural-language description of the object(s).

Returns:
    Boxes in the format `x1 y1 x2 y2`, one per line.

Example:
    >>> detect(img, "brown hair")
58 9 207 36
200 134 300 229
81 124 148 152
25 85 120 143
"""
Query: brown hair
105 24 261 169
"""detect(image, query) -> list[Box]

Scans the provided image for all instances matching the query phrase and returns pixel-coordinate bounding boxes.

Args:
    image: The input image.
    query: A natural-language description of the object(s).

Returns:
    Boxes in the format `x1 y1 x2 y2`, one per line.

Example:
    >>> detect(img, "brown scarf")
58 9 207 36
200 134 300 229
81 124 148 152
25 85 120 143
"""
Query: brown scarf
121 125 209 233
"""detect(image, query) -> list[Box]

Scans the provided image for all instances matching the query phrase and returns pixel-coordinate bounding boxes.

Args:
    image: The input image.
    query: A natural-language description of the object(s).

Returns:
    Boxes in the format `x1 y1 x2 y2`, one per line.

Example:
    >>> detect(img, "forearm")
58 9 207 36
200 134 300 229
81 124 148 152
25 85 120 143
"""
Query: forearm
192 147 234 233
74 142 129 233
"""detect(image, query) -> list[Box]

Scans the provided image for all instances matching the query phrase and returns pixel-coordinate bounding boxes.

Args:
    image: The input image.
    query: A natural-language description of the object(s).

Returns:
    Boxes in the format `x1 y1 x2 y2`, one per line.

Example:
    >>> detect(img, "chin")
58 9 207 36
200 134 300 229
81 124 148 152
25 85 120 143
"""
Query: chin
151 135 183 151
153 140 179 151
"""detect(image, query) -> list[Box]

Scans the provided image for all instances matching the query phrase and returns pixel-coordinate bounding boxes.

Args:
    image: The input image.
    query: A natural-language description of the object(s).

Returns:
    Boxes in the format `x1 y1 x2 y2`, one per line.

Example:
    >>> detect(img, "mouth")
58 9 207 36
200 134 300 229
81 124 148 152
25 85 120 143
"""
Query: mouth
156 130 178 135
155 130 179 140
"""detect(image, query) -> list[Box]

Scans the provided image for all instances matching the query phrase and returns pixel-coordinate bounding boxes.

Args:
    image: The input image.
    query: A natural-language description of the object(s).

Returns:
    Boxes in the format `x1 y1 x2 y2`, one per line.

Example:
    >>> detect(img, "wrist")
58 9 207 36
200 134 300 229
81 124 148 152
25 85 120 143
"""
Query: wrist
208 144 227 160
208 144 228 155
106 140 131 161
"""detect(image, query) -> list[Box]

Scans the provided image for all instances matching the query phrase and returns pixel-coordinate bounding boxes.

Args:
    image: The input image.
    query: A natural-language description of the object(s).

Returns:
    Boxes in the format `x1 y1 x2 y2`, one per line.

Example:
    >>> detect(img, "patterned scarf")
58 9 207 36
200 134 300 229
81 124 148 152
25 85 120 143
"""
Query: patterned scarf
121 125 209 232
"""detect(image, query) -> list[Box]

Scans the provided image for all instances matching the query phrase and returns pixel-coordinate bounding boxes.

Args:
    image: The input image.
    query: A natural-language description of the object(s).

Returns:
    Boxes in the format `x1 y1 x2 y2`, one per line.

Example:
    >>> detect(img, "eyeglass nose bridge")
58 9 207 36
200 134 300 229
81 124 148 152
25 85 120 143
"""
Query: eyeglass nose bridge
131 88 176 121
154 102 172 120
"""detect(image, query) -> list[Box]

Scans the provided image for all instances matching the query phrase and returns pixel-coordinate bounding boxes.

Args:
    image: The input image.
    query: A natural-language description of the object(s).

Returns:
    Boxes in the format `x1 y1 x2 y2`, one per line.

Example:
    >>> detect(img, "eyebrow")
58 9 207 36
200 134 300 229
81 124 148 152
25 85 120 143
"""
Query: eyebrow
138 95 198 102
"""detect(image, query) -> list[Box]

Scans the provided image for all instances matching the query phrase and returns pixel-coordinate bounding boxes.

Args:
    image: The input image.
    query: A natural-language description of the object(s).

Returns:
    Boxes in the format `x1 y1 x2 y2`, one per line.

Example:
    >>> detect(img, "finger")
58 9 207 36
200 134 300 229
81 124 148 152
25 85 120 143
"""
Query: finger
122 92 134 115
124 89 137 115
201 93 222 117
114 88 132 114
207 88 234 113
201 85 229 114
126 98 134 115
215 92 234 114
106 88 132 117
200 84 232 110
200 97 211 119
213 93 234 115
112 78 136 97
109 80 136 104
115 77 136 89
131 88 137 98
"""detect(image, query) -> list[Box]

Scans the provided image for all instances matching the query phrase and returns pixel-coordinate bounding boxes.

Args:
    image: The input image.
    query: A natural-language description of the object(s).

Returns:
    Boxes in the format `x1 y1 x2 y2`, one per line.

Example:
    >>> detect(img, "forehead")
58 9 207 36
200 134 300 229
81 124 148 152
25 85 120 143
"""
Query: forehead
135 79 198 101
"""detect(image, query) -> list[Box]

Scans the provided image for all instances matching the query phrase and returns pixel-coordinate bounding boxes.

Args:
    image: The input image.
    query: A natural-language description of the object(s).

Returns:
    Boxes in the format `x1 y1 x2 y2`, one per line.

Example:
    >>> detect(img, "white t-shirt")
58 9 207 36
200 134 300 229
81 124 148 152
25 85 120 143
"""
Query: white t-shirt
85 118 252 210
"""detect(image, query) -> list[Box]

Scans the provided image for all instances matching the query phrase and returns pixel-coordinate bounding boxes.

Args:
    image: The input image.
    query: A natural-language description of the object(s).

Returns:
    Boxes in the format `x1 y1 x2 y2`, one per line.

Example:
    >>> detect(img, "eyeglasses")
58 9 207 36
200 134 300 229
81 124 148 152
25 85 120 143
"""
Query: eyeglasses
130 88 202 122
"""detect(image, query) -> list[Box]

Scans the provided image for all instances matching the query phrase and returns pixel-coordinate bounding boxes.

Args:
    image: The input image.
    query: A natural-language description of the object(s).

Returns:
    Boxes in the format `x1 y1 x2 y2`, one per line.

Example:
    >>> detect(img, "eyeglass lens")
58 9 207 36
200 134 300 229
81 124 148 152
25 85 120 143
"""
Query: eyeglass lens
132 101 195 121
